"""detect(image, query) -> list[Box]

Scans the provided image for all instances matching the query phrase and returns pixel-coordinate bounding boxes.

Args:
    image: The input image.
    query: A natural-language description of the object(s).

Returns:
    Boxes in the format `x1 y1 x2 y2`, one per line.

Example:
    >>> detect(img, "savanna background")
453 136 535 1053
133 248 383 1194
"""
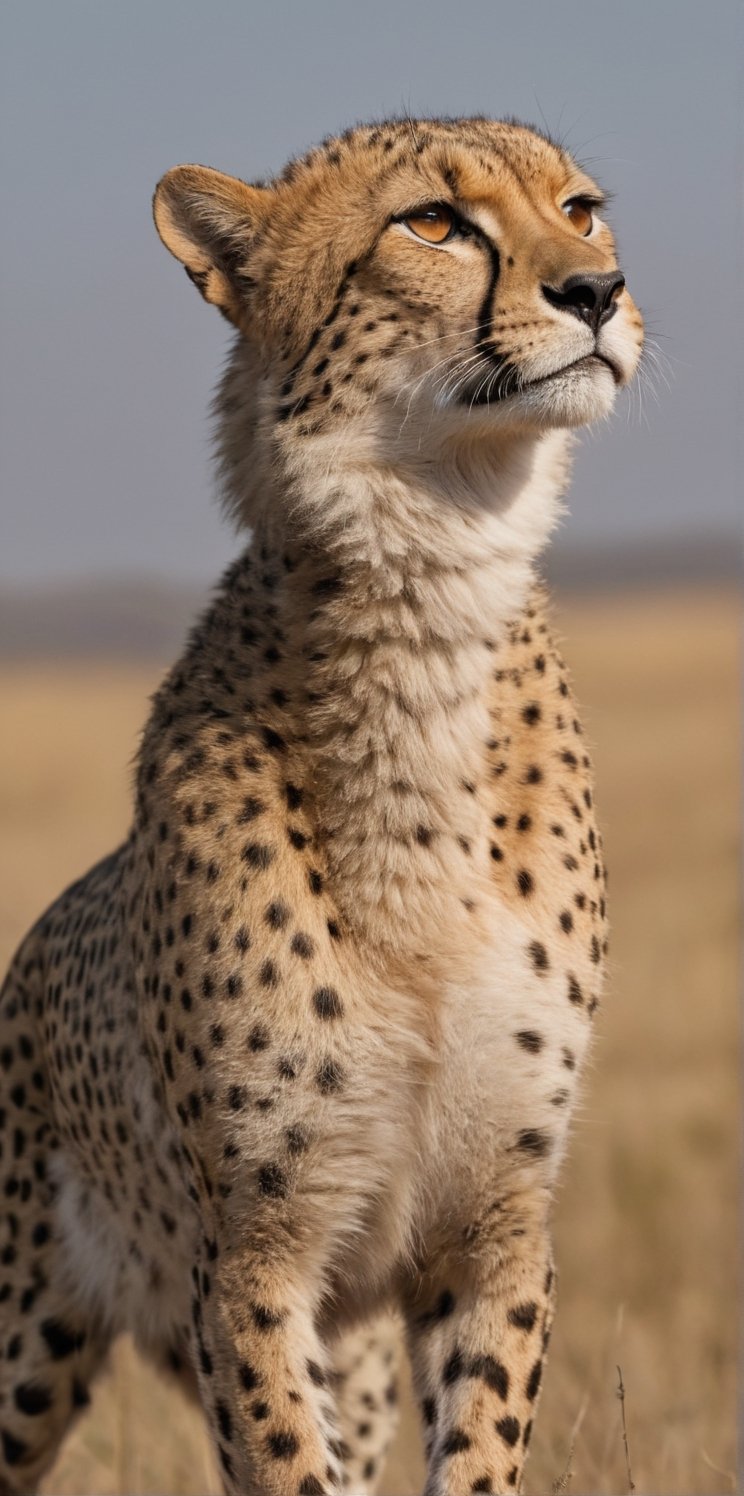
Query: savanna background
1 2 740 1493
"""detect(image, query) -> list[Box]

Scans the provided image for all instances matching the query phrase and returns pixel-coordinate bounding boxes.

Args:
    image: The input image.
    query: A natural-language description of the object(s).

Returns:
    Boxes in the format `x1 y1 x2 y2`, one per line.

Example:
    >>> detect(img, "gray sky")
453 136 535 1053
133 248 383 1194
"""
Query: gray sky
1 0 741 584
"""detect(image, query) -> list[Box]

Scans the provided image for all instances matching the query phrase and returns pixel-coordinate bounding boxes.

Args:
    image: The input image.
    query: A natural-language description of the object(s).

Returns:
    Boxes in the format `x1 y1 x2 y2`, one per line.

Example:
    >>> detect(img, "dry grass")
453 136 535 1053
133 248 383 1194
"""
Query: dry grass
0 587 739 1495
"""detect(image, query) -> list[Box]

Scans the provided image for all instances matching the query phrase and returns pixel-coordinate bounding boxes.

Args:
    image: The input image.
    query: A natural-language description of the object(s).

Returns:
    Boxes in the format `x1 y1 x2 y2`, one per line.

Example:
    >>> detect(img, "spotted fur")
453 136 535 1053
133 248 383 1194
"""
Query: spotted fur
0 115 642 1495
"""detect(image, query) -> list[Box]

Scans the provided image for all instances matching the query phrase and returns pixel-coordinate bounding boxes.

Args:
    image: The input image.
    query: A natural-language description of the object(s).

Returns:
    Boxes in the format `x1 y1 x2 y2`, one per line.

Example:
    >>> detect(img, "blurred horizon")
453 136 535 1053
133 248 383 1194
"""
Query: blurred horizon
2 0 742 589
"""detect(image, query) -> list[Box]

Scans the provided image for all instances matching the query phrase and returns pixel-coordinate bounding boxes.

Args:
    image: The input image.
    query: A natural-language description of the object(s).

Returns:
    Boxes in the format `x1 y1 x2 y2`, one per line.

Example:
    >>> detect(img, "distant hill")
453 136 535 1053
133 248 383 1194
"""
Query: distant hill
0 537 739 660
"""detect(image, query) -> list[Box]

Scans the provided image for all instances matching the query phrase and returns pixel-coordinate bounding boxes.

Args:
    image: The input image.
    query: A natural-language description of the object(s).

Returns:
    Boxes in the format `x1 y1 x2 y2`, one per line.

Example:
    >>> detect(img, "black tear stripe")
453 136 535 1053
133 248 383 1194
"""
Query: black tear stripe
475 236 501 356
471 235 517 400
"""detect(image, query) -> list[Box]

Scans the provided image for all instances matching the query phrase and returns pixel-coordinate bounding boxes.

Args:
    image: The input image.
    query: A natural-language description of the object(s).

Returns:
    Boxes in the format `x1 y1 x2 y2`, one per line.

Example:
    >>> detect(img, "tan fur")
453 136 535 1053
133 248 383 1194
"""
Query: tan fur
0 116 641 1496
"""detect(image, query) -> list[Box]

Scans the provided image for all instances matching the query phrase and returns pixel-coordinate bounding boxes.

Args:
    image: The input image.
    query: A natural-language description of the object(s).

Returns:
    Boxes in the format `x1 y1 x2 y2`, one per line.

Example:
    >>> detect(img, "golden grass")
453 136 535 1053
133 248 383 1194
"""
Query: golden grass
0 587 739 1495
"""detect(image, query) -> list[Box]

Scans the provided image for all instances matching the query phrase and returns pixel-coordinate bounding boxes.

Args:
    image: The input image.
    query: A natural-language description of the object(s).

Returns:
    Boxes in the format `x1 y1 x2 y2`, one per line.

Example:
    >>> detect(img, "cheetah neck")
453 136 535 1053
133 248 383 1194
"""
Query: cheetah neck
259 429 569 950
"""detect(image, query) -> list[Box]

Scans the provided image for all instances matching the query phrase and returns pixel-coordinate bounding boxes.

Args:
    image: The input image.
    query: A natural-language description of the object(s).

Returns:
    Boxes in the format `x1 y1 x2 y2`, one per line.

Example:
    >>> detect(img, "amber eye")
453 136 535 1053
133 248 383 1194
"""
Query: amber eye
562 198 595 237
403 204 458 244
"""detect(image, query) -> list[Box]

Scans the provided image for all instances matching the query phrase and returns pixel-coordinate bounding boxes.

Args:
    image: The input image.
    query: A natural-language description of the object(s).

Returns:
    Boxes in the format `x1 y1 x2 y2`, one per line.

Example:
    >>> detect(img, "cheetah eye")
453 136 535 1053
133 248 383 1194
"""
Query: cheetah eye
562 198 595 237
400 203 459 245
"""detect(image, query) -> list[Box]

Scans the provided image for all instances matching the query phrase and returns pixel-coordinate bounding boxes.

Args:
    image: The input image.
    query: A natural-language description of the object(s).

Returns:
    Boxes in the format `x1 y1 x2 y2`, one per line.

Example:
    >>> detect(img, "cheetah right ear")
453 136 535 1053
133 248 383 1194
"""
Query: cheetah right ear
153 165 270 325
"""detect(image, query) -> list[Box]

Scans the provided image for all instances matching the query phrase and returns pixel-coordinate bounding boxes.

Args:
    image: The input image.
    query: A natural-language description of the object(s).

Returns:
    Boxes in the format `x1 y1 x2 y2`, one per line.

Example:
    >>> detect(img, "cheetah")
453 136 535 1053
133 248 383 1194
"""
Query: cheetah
0 116 643 1496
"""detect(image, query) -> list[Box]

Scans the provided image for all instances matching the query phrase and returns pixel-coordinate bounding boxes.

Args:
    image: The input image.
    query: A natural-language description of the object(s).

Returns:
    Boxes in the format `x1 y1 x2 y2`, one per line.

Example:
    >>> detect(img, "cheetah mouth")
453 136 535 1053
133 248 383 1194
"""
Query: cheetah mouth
461 352 621 407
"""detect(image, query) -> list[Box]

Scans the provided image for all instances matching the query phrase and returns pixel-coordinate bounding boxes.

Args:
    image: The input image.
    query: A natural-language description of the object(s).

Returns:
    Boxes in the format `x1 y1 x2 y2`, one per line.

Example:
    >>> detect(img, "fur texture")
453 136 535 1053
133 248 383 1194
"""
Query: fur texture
0 115 642 1496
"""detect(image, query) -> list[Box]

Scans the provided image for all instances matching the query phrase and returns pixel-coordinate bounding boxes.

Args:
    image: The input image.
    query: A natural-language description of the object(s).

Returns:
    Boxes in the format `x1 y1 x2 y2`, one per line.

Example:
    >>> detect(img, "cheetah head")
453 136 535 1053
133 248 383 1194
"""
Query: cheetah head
154 117 643 519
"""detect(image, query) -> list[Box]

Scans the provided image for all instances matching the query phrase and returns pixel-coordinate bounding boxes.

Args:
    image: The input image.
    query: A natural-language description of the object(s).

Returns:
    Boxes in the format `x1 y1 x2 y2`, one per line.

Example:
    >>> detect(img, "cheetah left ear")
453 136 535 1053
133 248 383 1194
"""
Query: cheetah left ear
153 164 270 325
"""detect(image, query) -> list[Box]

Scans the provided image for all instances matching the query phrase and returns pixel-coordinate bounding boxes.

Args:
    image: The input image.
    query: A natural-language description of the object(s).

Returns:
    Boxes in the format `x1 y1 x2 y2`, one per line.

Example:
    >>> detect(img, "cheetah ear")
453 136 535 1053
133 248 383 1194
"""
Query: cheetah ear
153 165 270 324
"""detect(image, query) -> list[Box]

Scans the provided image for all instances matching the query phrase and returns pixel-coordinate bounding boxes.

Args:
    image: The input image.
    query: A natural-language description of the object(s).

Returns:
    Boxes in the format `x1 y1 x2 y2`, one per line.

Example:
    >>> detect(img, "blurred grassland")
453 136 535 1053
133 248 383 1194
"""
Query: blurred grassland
0 587 739 1495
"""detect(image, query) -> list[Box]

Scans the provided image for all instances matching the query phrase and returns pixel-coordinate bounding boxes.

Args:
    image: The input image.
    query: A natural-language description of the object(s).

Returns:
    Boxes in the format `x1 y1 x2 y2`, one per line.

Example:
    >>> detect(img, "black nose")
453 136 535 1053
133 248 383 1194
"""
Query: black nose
542 271 625 334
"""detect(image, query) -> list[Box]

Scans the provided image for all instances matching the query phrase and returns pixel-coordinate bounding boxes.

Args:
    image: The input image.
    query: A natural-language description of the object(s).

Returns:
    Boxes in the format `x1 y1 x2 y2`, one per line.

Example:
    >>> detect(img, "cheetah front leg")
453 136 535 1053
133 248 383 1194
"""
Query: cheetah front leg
192 1231 346 1496
403 1200 555 1496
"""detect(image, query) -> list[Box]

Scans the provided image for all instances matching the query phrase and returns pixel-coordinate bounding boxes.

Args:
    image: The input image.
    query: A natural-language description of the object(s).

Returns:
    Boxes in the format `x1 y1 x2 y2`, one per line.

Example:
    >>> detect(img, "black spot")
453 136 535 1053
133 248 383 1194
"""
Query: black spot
507 1302 538 1331
243 842 275 870
235 925 251 953
441 1427 471 1455
268 1429 299 1459
291 932 314 959
517 869 534 897
422 1395 437 1425
516 1030 543 1054
490 843 503 862
442 1347 464 1385
258 1163 289 1198
306 1359 326 1386
495 1415 520 1447
567 975 583 1005
470 1355 509 1400
228 1086 247 1111
562 1047 576 1070
285 782 304 811
239 1361 260 1392
252 1400 270 1420
528 941 549 973
316 1058 344 1093
249 1024 270 1052
516 813 532 832
251 1303 285 1331
312 986 343 1020
516 1129 551 1157
526 1359 543 1400
471 1477 494 1493
259 959 280 988
559 910 574 933
14 1382 53 1415
265 901 290 929
286 1124 309 1154
525 765 543 784
72 1378 90 1408
216 1400 232 1441
262 727 286 752
308 869 323 895
522 702 541 725
238 796 265 824
425 1286 455 1322
2 1429 28 1465
40 1319 83 1359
